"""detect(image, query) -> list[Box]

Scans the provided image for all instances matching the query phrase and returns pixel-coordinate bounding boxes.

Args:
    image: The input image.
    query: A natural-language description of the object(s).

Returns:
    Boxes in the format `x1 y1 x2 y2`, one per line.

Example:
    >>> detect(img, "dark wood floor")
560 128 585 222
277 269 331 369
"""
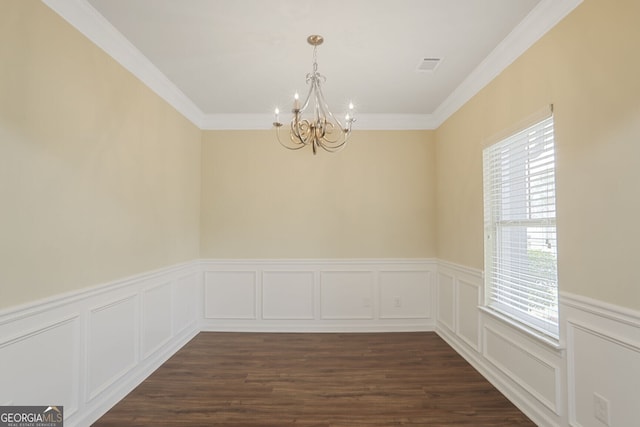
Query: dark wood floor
93 332 535 426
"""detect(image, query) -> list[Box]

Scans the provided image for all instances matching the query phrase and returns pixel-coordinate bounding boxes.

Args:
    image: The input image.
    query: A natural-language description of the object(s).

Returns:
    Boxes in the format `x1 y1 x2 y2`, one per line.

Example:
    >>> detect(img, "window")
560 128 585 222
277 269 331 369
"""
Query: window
483 115 558 339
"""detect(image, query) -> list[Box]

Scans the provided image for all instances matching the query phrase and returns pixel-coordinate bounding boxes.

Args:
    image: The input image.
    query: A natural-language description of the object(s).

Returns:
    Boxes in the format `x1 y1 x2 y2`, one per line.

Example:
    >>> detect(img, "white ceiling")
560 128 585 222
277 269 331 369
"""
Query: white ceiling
43 0 581 129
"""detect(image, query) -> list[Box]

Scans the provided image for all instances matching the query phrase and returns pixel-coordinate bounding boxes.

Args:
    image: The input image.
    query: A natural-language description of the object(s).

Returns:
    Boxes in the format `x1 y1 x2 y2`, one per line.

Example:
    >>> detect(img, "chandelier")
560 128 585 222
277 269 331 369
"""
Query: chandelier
273 35 355 154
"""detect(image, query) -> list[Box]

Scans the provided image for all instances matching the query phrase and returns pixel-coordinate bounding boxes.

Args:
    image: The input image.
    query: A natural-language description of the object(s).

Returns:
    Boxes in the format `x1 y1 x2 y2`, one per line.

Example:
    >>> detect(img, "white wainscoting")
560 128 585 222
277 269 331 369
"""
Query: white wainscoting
3 258 638 427
87 295 139 401
201 259 436 332
0 261 200 427
436 260 640 427
436 261 483 353
0 315 81 417
436 260 565 427
481 316 563 419
562 292 640 427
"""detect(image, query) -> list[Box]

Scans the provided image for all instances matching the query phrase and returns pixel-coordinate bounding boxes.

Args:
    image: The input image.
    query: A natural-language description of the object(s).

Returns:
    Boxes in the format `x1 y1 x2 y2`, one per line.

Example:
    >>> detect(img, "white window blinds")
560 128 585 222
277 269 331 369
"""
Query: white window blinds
483 115 559 339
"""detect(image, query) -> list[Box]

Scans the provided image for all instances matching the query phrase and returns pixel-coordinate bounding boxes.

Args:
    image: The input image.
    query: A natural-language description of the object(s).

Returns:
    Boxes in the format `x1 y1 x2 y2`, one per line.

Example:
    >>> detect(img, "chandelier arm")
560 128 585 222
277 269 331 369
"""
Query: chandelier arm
291 118 312 146
290 117 302 142
314 81 350 148
317 132 349 152
315 78 347 133
275 123 306 150
316 129 350 152
315 82 329 134
300 78 315 112
318 141 348 153
314 98 324 141
290 112 308 145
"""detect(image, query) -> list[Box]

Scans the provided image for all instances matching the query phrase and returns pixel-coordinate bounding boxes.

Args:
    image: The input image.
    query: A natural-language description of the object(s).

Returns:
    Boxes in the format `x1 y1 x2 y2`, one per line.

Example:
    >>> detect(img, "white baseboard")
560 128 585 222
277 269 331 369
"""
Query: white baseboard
201 320 434 333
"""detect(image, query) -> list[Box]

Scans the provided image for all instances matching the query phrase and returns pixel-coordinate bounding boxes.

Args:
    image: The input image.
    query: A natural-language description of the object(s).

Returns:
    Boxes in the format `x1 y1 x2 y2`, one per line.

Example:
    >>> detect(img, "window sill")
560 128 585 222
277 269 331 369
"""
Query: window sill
479 306 564 352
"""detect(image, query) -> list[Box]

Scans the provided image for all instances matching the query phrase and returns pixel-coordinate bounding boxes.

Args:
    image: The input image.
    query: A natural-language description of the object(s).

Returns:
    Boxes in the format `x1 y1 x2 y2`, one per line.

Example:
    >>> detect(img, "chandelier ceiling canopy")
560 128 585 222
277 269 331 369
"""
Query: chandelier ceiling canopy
273 35 355 155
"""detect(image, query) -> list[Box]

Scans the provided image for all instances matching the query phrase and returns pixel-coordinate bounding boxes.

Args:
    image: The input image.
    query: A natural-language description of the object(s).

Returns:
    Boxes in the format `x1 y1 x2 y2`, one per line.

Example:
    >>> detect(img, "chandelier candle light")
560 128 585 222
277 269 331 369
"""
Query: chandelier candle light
273 35 355 154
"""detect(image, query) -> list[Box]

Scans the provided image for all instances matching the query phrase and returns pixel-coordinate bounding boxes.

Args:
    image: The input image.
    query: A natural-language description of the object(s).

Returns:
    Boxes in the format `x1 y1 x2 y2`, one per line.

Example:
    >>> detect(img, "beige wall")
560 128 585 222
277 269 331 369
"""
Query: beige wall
4 0 638 313
436 0 640 310
201 130 436 259
0 1 201 309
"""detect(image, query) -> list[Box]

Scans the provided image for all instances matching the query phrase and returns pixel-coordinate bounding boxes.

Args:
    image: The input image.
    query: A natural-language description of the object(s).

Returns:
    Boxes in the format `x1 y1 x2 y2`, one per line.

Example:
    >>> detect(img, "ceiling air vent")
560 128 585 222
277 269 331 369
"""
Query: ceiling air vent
417 57 441 72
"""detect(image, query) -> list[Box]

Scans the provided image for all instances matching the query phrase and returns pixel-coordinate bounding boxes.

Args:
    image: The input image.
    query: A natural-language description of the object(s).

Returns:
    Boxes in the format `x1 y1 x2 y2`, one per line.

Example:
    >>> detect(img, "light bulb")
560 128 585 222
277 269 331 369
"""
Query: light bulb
293 93 300 110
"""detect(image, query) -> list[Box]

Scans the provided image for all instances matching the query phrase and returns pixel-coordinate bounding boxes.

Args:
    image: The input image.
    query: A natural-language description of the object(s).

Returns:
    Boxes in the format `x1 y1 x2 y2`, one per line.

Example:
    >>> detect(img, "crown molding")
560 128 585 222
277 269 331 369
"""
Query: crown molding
199 113 437 131
42 0 207 128
199 114 274 131
352 114 438 131
432 0 583 128
42 0 582 132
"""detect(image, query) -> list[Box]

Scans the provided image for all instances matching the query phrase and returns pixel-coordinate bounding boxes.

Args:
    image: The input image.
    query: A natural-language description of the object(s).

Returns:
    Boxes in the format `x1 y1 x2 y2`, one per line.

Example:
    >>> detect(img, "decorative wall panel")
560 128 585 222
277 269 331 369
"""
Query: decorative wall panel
379 270 431 319
88 296 138 400
204 271 257 319
320 271 374 320
436 271 455 332
201 259 436 332
262 271 315 320
142 282 172 359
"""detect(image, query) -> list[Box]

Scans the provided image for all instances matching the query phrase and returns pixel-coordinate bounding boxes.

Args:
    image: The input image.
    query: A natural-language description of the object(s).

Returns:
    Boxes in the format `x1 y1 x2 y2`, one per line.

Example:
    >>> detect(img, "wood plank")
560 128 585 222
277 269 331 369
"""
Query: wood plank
93 332 535 426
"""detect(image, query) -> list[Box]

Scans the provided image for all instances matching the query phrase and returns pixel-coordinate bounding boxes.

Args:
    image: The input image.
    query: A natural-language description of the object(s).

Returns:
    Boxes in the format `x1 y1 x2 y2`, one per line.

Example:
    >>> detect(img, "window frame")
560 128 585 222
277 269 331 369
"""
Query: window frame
482 114 559 341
